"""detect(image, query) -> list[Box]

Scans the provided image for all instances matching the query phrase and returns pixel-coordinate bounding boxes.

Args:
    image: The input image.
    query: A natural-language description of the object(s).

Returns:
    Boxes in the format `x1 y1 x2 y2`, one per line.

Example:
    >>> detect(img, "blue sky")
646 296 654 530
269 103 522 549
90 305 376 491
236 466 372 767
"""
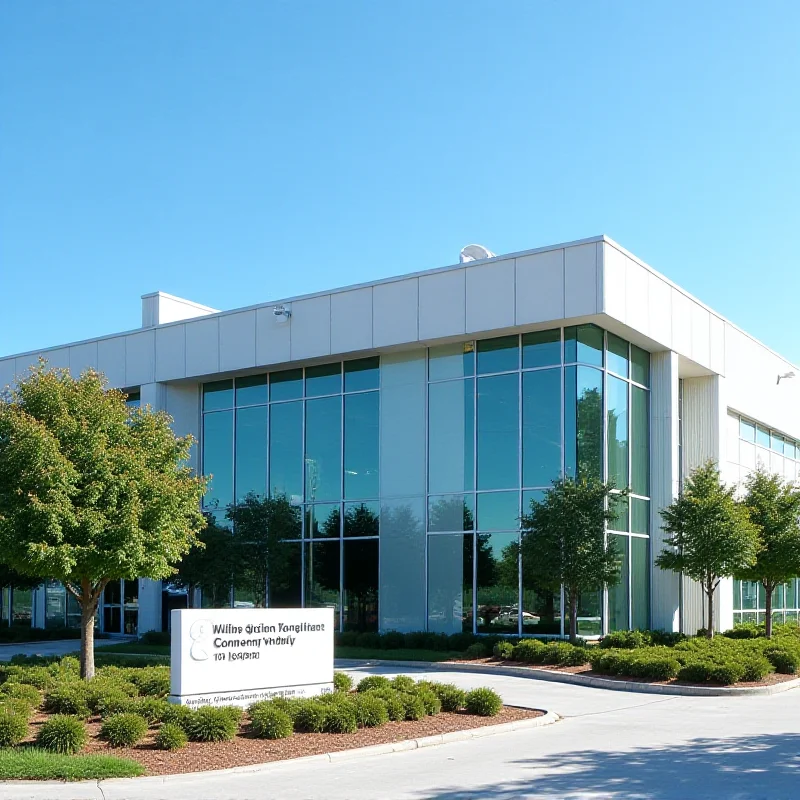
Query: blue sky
1 2 798 362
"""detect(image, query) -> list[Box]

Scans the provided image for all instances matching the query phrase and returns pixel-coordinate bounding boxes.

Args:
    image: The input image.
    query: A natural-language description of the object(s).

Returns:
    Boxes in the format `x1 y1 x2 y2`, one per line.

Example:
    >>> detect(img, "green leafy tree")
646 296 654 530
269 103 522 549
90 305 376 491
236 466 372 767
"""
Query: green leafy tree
737 468 800 638
656 461 759 638
521 477 624 642
0 363 207 678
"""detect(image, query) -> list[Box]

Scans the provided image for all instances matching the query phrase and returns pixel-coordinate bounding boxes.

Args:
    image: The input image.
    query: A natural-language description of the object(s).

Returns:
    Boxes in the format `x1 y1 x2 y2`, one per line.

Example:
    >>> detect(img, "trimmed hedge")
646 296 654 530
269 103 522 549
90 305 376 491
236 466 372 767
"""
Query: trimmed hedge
100 713 149 747
187 707 239 742
464 688 502 717
155 722 188 751
250 706 294 739
36 715 88 755
333 672 354 693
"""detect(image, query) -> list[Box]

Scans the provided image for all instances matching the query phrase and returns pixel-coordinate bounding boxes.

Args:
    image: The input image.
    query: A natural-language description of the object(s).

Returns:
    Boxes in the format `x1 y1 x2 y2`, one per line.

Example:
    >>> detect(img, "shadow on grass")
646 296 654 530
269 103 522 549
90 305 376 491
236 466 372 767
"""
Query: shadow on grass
415 733 800 799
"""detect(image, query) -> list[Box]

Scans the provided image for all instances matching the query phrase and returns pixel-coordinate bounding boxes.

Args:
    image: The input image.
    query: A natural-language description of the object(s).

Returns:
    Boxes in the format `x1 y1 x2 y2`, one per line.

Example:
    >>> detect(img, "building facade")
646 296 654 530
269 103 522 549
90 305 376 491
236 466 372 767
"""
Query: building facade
1 236 798 637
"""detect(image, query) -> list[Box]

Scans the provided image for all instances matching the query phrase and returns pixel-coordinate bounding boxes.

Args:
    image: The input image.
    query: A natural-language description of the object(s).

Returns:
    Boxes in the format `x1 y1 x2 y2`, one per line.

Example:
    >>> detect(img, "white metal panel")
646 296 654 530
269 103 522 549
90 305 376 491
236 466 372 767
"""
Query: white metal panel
771 451 785 475
0 358 15 389
165 383 201 471
564 243 599 317
372 279 419 348
185 317 220 377
155 324 186 382
14 355 40 379
602 244 627 324
726 413 740 465
709 314 725 375
647 273 672 348
691 303 711 368
670 290 693 358
419 269 466 340
514 249 564 325
465 258 515 333
255 307 291 366
40 348 70 371
219 311 256 372
740 440 756 471
125 331 156 387
290 295 331 361
97 337 127 388
756 446 770 469
330 287 373 354
69 342 98 375
625 257 650 337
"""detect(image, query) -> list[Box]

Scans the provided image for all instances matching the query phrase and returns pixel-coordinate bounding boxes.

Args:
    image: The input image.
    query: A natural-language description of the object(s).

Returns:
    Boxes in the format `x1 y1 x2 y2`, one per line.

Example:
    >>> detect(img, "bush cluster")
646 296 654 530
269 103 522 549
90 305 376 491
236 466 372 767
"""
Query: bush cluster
0 710 28 747
36 715 88 754
333 671 353 693
589 648 681 681
509 639 589 667
100 713 149 747
155 722 189 751
186 706 241 742
464 688 502 717
335 629 511 654
250 705 294 739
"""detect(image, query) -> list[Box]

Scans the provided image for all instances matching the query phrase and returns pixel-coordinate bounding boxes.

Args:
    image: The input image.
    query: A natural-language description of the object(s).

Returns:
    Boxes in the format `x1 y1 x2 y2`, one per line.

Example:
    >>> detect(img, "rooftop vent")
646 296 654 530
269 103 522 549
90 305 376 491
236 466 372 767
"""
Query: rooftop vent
459 244 496 263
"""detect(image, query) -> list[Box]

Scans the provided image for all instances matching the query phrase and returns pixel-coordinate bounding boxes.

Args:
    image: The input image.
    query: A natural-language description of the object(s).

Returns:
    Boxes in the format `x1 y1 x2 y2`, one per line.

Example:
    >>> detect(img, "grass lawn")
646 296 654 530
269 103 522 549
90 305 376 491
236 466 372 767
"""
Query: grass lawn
0 748 144 780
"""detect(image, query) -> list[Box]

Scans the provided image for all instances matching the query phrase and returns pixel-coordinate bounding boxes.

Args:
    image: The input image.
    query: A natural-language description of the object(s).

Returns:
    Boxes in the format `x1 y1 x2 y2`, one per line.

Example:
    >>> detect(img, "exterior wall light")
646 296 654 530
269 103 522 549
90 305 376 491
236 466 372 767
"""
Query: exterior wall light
273 304 291 320
777 371 796 384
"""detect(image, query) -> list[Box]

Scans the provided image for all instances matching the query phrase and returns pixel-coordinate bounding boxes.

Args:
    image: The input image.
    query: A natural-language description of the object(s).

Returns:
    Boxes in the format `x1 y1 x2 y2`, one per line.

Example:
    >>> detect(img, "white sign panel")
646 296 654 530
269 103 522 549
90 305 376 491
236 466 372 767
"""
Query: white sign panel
169 608 334 708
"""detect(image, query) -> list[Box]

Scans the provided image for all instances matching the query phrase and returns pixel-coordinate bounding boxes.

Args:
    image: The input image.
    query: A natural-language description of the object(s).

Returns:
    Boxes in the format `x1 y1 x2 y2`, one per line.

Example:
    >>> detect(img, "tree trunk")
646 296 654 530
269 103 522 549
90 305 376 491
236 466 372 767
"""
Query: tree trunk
569 592 578 643
80 600 96 680
765 582 773 639
706 581 714 639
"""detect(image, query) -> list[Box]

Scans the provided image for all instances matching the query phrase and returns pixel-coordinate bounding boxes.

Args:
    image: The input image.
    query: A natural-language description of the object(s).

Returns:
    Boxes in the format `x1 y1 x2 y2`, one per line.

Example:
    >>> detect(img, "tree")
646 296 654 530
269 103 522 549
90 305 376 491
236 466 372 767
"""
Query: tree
656 461 759 638
737 468 800 638
0 364 207 678
521 477 624 642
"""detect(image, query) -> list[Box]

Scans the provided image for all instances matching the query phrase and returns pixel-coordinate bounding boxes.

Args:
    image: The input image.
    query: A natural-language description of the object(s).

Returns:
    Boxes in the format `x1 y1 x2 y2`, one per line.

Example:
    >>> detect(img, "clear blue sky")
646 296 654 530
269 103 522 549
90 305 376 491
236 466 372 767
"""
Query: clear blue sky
1 2 799 362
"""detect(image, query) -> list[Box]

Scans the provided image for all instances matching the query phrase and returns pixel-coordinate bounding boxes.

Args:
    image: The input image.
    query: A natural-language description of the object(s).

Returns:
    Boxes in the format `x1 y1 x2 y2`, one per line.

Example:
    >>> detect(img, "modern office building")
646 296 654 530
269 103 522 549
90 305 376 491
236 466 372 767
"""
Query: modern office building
1 236 798 637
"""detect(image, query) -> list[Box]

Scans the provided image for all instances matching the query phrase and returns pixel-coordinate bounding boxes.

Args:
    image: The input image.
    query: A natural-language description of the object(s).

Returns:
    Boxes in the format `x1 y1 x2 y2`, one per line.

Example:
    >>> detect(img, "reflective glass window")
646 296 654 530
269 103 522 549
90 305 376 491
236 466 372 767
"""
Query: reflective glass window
522 368 561 488
606 333 629 378
786 579 797 609
786 441 796 460
631 386 649 496
125 391 140 408
741 581 758 610
476 532 519 633
631 536 649 630
733 579 742 611
235 375 267 406
427 533 472 634
564 325 603 367
522 329 561 369
607 375 629 489
343 501 379 537
124 580 138 606
305 503 340 538
203 410 233 510
103 606 121 633
476 336 519 374
305 363 341 397
233 586 257 609
631 345 650 387
344 357 379 392
608 534 629 631
772 433 785 454
522 489 546 516
270 369 303 402
610 494 629 532
105 580 121 606
631 498 650 534
203 380 233 411
477 374 519 490
476 492 519 531
344 392 379 499
740 419 756 442
429 342 474 381
305 397 342 502
565 366 603 481
429 379 474 494
45 582 66 629
577 590 602 637
520 529 560 634
269 401 303 500
343 539 378 632
428 494 475 532
756 426 771 447
305 541 340 629
269 541 302 608
235 406 267 500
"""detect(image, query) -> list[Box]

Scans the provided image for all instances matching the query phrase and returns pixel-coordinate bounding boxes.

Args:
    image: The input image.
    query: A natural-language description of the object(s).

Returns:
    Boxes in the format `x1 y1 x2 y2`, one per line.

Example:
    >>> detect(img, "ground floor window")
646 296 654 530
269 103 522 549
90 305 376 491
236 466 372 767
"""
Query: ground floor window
733 578 800 626
101 580 139 635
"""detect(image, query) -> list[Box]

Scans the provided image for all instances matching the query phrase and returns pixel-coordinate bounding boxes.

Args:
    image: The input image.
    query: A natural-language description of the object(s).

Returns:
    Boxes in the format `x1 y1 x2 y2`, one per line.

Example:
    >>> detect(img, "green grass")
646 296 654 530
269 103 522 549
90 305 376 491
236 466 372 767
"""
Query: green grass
0 748 144 780
96 642 170 656
334 647 461 662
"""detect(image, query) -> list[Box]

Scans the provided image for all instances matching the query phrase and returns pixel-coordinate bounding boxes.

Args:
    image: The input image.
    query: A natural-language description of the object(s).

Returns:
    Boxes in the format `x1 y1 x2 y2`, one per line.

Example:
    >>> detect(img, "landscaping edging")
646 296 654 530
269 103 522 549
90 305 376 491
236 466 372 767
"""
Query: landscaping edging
335 658 800 697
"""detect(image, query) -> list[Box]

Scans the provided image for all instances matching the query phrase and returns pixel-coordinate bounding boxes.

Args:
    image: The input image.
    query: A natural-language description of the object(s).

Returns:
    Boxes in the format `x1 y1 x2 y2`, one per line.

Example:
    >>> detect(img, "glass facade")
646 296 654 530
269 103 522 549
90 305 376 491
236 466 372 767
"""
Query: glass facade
201 327 651 636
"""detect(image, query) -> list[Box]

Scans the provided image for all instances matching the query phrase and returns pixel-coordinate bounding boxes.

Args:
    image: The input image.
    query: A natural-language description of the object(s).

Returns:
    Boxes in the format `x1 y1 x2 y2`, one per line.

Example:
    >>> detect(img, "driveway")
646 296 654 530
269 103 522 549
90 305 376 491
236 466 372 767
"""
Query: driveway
2 664 799 799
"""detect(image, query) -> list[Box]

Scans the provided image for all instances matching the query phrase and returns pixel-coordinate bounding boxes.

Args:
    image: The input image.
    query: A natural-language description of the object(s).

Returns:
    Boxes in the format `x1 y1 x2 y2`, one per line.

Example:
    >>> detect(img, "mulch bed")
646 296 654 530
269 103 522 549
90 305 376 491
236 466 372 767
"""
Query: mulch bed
23 706 541 776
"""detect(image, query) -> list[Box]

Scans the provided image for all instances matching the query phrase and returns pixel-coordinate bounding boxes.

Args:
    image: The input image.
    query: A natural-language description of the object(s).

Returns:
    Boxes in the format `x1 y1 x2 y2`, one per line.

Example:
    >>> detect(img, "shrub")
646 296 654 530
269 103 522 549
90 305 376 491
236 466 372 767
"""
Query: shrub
366 689 406 721
398 692 426 721
323 702 358 734
44 686 91 719
381 631 406 650
36 715 88 754
95 693 135 719
293 700 329 733
428 683 466 712
0 697 35 720
649 630 688 647
0 682 41 707
131 697 171 725
139 630 171 646
4 666 52 690
101 713 149 747
355 631 382 649
723 623 762 640
55 656 81 677
333 672 353 693
416 689 441 716
160 704 195 732
740 655 773 682
493 641 514 659
155 722 188 751
250 706 294 739
335 631 359 647
357 675 391 693
403 631 445 650
708 662 746 685
187 706 239 742
677 661 715 683
390 675 416 693
127 667 171 698
599 630 650 650
765 647 800 674
464 643 488 660
0 710 28 747
352 694 389 728
628 654 680 681
511 639 546 663
464 687 502 717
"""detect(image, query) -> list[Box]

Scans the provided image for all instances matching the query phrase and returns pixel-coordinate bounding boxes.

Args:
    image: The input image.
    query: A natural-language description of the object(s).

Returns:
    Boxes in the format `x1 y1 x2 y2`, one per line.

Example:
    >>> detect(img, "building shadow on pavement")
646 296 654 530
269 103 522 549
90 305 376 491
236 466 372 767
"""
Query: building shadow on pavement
416 733 800 799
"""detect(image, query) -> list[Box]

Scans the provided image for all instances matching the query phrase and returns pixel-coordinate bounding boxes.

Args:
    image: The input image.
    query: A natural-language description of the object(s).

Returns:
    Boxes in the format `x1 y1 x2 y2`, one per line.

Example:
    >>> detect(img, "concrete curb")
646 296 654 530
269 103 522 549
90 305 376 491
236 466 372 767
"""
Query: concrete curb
335 658 800 697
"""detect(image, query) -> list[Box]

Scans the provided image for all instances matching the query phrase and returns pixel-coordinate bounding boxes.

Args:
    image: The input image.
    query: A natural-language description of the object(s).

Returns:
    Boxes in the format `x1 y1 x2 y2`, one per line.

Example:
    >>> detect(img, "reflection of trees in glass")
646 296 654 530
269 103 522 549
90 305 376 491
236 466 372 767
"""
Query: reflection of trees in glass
577 386 602 481
428 496 474 532
343 540 378 632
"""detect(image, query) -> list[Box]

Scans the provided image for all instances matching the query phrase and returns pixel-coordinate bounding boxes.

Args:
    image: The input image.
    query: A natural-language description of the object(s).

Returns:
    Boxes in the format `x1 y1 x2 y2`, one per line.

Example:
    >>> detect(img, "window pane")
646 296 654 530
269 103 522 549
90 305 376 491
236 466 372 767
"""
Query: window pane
522 489 546 515
564 325 603 367
270 369 303 402
565 366 603 481
477 374 519 490
606 333 629 378
476 532 519 633
429 379 474 494
428 495 475 532
105 580 121 606
520 530 560 634
756 426 770 448
610 494 629 532
427 533 472 634
235 375 267 406
203 410 233 510
123 580 138 606
631 345 650 386
305 541 340 629
429 342 474 381
305 503 340 538
269 541 302 608
631 498 650 534
203 380 233 411
103 606 121 633
344 357 379 392
235 406 267 500
343 539 378 632
786 579 797 609
522 329 561 369
476 492 519 531
305 397 341 502
772 433 785 454
733 578 742 611
305 363 342 397
234 586 257 609
742 581 758 610
739 419 755 442
607 375 629 489
269 401 303 501
577 590 602 637
45 582 66 628
608 534 629 632
344 392 379 499
631 536 649 630
631 386 649 496
522 368 561 488
786 442 796 460
476 336 519 374
125 391 140 408
343 501 379 537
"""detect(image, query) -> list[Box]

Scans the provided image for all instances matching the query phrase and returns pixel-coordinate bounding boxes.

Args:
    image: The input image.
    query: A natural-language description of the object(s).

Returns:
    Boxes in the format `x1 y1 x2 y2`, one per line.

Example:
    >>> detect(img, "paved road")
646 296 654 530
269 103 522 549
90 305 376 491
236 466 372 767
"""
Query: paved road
3 664 799 799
